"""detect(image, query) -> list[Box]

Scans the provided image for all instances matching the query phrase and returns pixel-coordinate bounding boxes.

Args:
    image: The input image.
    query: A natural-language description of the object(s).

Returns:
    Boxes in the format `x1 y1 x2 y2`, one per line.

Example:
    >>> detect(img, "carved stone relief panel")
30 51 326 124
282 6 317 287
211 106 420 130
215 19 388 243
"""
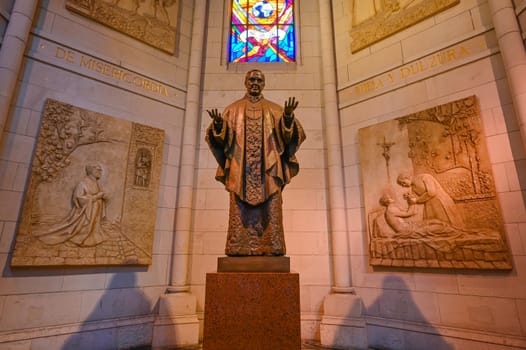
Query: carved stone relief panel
11 99 165 267
358 96 512 270
66 0 179 54
350 0 460 53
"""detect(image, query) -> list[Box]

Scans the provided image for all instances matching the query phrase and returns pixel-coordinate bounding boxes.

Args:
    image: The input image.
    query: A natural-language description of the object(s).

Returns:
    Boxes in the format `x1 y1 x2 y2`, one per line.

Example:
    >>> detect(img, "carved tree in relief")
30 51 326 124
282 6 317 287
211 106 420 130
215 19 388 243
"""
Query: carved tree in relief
397 97 494 201
20 100 108 235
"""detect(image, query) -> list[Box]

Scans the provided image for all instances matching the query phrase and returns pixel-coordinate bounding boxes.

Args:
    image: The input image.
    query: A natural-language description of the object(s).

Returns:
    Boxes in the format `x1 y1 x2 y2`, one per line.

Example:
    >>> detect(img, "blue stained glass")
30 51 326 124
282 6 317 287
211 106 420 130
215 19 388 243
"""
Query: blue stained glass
230 25 248 62
279 25 295 61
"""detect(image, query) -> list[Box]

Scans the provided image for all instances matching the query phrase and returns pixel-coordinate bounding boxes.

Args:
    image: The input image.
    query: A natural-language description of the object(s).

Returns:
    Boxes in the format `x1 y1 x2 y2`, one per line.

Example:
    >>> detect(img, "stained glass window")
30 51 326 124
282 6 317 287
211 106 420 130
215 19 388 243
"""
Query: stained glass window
229 0 295 63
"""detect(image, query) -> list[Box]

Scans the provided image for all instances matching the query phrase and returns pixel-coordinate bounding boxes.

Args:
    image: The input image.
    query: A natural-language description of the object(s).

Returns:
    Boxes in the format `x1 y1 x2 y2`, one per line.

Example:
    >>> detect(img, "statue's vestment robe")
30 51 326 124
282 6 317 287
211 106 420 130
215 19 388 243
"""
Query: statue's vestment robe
206 94 306 255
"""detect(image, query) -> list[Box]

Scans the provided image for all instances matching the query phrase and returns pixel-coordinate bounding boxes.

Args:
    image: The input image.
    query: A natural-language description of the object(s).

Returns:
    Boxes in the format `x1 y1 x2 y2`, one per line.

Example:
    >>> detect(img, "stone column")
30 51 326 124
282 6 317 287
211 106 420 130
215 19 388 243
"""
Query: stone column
318 1 367 349
152 1 207 348
0 0 39 137
488 0 526 153
168 0 207 294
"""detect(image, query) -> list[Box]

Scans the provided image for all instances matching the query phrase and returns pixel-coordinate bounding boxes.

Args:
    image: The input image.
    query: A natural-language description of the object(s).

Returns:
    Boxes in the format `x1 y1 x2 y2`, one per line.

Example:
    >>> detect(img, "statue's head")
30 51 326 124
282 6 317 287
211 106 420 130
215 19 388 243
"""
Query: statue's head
396 173 412 188
86 163 103 180
379 194 394 207
379 188 396 206
245 69 265 96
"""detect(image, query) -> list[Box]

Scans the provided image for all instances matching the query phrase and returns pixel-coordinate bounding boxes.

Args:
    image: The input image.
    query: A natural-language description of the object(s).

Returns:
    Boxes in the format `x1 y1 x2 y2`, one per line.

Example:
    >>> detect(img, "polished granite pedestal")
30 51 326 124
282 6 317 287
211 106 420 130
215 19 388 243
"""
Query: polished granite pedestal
202 257 301 350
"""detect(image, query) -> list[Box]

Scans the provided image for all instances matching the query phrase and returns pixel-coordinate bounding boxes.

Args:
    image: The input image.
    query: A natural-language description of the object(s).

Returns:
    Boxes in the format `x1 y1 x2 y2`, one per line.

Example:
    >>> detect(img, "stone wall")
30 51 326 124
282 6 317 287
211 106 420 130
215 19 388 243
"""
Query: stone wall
0 1 193 348
333 0 526 349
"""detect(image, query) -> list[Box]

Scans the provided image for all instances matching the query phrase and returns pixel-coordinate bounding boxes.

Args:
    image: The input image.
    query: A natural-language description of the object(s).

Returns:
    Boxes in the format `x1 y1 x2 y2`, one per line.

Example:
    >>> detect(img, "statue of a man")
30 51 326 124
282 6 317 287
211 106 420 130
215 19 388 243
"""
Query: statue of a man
35 162 109 247
206 70 306 256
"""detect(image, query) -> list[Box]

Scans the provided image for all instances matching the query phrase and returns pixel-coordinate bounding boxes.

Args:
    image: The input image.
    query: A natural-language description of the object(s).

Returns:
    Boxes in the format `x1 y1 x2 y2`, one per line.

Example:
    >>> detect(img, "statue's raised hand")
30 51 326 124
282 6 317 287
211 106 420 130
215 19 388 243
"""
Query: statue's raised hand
207 108 223 125
284 97 298 117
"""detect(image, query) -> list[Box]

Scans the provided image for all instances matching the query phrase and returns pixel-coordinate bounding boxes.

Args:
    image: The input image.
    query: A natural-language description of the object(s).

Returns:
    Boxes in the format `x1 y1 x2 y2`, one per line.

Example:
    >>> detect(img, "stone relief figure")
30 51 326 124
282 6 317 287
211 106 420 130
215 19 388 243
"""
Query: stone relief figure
379 190 456 239
353 0 404 26
359 96 512 269
350 0 459 52
11 99 165 267
66 0 178 53
375 189 501 254
34 163 110 247
396 172 464 228
205 70 306 256
135 148 152 187
139 0 173 24
110 0 139 13
378 189 417 235
111 0 174 24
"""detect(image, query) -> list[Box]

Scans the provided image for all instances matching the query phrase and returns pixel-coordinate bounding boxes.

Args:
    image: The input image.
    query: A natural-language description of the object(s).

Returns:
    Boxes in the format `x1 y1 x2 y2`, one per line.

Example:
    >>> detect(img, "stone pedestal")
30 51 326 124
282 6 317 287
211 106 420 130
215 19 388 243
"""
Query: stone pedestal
320 293 368 350
203 272 301 350
217 256 290 272
152 292 200 348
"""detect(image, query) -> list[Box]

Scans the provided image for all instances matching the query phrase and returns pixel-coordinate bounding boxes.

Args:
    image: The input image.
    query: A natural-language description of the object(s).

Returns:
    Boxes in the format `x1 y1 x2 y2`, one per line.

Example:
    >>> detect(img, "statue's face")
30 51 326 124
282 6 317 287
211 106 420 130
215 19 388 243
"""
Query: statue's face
87 164 103 180
397 178 411 188
245 71 265 96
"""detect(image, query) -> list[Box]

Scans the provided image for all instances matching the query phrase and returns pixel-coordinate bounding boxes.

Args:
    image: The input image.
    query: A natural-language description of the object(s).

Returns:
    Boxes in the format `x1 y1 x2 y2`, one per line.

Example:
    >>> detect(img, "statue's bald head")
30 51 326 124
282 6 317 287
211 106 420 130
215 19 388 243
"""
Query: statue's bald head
85 163 102 179
244 70 265 96
396 172 412 187
245 69 265 82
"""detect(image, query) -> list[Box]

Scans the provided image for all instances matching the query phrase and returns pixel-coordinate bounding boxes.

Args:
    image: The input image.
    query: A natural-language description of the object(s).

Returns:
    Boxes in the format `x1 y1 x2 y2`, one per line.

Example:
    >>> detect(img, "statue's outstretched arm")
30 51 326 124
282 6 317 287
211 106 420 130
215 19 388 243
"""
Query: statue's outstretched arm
283 97 298 127
207 108 224 132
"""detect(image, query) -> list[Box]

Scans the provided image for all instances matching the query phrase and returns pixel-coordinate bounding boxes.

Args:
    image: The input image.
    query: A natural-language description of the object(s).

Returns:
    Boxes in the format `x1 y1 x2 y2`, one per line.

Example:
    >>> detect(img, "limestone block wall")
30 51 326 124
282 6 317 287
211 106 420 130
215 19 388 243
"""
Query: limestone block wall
334 0 526 349
0 1 193 348
191 0 331 339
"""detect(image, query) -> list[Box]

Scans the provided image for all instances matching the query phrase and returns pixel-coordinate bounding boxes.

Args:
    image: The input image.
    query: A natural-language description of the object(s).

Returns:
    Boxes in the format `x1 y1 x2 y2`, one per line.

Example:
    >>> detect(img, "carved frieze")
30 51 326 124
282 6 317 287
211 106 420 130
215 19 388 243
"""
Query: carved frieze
358 96 512 270
350 0 460 53
66 0 179 54
11 99 164 266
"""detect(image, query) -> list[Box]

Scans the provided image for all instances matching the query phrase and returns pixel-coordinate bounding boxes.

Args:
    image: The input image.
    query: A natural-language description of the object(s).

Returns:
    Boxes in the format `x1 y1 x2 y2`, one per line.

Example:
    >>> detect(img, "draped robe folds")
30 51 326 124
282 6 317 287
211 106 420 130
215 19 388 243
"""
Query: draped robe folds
34 175 109 247
410 173 464 228
206 94 306 256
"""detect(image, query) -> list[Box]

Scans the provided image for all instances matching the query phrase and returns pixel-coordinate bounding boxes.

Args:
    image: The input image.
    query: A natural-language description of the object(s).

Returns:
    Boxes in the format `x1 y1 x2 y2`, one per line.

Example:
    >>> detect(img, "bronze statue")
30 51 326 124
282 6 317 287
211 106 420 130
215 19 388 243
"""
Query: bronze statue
206 70 306 256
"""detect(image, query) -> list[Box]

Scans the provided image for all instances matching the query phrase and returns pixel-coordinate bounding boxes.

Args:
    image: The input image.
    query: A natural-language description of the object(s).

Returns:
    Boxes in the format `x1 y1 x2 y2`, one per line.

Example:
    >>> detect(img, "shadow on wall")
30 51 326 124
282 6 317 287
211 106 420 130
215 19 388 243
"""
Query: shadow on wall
1 231 154 349
365 275 453 350
62 273 154 350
